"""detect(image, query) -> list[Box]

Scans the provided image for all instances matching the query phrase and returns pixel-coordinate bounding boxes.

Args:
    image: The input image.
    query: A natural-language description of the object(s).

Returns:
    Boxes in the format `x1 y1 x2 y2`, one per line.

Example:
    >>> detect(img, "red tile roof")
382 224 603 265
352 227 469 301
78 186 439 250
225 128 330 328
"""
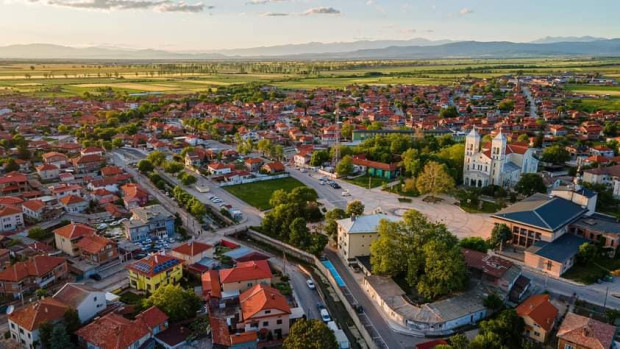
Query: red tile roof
172 241 212 257
125 253 181 277
0 255 66 282
201 270 222 299
0 204 22 217
240 284 291 320
219 260 272 284
9 298 69 331
53 223 95 239
516 294 558 332
59 195 86 205
22 200 45 212
76 234 115 254
557 312 615 349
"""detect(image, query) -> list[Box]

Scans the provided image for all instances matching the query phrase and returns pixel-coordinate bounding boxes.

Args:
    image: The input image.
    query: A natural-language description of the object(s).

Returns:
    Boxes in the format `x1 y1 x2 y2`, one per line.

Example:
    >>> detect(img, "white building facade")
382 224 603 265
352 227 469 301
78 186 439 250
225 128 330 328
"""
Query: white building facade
463 128 539 188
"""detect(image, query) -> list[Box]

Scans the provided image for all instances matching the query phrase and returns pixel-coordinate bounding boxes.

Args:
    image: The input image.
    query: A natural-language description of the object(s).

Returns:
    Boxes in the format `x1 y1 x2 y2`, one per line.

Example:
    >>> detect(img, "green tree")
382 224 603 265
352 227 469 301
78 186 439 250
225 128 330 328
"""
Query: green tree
146 150 166 166
289 217 310 248
416 161 455 197
39 322 53 349
346 200 364 217
142 284 202 322
540 145 570 165
417 241 468 300
515 173 546 196
283 319 338 349
439 106 458 118
49 324 75 349
459 237 489 252
577 242 598 264
28 227 51 241
517 134 530 142
483 293 505 310
449 333 470 349
35 288 49 299
335 155 354 177
473 309 525 349
310 150 330 167
324 208 347 238
181 174 197 186
137 159 154 174
488 224 512 251
341 123 353 140
4 159 19 172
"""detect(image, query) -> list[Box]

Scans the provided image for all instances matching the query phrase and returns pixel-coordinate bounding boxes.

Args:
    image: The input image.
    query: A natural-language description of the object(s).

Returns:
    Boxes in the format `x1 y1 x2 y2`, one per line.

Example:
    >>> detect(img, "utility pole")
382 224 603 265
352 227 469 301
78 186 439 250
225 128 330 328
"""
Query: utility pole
604 286 610 309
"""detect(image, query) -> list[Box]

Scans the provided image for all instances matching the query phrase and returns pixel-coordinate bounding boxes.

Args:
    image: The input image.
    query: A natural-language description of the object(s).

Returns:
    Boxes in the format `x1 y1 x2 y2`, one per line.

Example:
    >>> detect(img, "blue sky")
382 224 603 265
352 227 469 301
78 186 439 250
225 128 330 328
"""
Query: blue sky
0 0 618 50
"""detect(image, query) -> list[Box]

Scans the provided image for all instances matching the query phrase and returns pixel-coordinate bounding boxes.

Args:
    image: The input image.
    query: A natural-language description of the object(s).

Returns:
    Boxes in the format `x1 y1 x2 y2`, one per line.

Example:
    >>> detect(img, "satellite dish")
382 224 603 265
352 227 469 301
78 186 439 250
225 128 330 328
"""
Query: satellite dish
6 305 14 315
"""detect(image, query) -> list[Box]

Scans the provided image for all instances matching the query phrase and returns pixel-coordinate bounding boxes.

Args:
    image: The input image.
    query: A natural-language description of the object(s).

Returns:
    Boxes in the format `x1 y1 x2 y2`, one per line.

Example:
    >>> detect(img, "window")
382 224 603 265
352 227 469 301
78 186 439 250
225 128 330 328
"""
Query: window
265 310 271 314
564 345 574 349
276 320 282 325
10 323 14 329
263 321 269 327
534 331 540 336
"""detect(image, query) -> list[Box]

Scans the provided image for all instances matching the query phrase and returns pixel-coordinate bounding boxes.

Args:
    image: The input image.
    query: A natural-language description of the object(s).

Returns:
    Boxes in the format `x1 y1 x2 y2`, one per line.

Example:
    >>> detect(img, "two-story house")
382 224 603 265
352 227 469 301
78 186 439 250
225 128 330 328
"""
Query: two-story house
219 260 272 295
126 252 182 293
124 205 175 242
557 312 615 349
170 241 213 265
516 294 558 343
76 306 169 349
239 284 291 339
53 223 97 257
53 283 107 323
8 298 69 349
0 255 68 299
76 234 118 265
0 205 24 233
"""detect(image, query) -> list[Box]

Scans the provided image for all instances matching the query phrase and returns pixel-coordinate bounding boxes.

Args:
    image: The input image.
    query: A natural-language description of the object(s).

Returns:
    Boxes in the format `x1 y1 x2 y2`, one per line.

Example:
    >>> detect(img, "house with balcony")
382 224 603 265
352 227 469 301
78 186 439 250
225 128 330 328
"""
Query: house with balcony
76 234 118 266
238 284 291 339
124 204 175 242
52 283 107 324
556 312 615 349
53 222 96 257
126 252 182 293
59 194 89 213
515 294 558 343
0 255 68 299
0 205 24 233
219 260 272 295
170 241 213 265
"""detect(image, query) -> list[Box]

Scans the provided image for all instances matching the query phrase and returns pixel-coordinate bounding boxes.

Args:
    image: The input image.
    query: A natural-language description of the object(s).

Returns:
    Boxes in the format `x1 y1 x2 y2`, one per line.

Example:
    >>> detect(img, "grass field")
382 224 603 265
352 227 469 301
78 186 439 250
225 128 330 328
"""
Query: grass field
1 58 619 96
223 177 308 210
565 84 620 96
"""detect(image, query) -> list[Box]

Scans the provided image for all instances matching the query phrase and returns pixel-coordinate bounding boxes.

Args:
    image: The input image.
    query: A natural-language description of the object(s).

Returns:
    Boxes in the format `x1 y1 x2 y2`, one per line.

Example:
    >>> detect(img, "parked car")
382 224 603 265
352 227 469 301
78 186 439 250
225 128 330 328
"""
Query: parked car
342 191 351 197
89 273 102 281
330 182 341 189
317 302 325 310
320 309 331 323
306 279 316 290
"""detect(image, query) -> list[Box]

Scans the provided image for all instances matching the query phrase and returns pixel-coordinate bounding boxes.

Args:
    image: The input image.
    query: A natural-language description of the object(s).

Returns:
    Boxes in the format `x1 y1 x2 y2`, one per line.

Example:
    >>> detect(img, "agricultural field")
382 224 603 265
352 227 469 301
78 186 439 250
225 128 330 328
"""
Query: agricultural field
565 84 620 96
0 58 619 97
223 177 308 210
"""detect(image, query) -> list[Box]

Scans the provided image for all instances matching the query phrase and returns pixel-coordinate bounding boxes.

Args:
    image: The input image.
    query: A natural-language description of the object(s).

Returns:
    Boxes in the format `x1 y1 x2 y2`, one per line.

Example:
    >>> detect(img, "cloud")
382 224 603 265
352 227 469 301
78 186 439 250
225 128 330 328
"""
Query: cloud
458 7 473 16
42 0 207 12
303 6 340 15
246 0 287 4
261 11 288 16
155 1 206 12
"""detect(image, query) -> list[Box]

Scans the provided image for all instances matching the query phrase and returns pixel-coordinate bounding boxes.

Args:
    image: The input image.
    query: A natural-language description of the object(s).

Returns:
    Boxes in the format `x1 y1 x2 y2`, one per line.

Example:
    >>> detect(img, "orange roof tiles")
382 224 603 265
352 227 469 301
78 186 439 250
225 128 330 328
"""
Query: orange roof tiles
9 298 69 331
557 312 615 349
22 200 45 212
516 294 558 332
76 234 115 254
172 241 212 257
240 284 291 320
53 223 96 239
219 260 272 284
0 255 66 282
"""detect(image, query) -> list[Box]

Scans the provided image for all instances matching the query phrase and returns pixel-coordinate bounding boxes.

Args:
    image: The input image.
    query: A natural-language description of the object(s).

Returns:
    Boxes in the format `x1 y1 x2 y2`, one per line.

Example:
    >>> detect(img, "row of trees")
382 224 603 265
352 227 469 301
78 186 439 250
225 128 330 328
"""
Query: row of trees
172 186 207 222
260 187 327 256
370 210 468 301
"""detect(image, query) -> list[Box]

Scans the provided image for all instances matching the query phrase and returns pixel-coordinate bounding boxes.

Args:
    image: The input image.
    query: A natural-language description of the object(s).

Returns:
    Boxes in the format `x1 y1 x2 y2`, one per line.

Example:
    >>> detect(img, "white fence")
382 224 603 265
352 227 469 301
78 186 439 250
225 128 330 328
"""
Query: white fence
218 173 290 187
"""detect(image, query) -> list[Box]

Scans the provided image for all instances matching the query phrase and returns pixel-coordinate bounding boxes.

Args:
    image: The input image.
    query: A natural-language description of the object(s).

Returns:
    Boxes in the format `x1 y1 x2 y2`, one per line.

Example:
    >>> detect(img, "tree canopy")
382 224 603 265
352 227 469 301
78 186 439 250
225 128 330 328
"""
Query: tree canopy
142 284 202 322
416 161 455 196
515 173 546 196
282 319 338 349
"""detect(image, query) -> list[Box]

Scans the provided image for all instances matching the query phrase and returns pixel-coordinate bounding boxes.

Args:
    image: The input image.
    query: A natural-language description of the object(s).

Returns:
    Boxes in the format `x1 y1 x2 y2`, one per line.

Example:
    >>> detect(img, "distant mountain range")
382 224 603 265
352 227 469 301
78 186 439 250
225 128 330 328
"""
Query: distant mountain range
0 37 618 60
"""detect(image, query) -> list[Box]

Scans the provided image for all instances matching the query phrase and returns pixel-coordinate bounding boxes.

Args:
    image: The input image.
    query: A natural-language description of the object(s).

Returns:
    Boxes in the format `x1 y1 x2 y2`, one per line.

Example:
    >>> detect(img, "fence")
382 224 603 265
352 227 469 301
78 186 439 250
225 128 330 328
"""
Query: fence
245 229 377 349
218 173 291 187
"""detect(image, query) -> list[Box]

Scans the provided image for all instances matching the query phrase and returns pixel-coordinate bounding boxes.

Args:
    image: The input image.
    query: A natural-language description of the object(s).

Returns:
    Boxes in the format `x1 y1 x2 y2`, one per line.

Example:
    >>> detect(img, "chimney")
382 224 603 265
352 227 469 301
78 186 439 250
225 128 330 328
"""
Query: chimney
583 328 590 337
44 307 48 313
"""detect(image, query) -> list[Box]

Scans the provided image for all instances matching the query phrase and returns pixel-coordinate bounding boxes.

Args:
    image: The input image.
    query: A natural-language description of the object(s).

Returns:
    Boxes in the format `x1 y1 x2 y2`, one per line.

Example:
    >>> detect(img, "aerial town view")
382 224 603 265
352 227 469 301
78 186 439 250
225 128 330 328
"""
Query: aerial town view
0 1 619 349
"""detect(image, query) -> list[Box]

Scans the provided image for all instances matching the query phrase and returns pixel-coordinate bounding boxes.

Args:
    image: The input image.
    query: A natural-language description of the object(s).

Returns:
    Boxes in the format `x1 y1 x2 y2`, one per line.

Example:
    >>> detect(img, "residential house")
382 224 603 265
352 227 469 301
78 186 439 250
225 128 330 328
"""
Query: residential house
0 255 68 298
583 164 620 198
337 214 399 261
21 200 46 222
53 223 97 257
126 252 182 293
81 146 105 157
50 184 82 200
516 294 558 343
170 241 213 265
76 234 118 265
352 156 401 180
0 205 24 233
76 306 169 349
52 283 106 323
35 164 59 181
42 152 68 167
239 284 292 338
121 183 150 209
0 173 32 196
72 154 105 174
461 248 523 294
556 312 615 349
244 158 264 173
208 162 234 175
219 260 272 294
590 145 615 158
8 298 69 349
261 162 285 174
124 204 175 242
59 195 89 213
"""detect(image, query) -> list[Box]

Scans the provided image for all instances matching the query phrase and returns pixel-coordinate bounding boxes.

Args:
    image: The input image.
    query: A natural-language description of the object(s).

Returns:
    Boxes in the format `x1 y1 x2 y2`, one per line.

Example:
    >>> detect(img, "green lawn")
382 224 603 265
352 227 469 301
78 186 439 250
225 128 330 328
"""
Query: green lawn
460 201 501 213
223 177 309 210
345 175 391 189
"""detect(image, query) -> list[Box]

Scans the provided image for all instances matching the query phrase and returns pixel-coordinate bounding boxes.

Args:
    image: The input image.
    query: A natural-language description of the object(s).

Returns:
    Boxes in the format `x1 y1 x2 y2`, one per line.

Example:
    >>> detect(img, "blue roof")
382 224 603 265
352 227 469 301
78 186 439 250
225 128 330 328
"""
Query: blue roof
533 233 589 263
492 193 588 231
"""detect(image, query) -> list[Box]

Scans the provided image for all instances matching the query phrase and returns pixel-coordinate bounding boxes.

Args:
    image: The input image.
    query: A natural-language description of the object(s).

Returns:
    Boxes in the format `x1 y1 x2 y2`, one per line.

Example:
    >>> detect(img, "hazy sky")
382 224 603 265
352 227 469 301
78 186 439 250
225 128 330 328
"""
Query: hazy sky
1 0 618 50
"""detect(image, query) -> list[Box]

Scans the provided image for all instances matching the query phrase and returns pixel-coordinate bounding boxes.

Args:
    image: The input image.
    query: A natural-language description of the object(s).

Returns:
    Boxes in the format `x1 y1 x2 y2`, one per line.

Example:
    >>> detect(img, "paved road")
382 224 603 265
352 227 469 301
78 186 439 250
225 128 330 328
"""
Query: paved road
325 250 424 349
521 84 538 119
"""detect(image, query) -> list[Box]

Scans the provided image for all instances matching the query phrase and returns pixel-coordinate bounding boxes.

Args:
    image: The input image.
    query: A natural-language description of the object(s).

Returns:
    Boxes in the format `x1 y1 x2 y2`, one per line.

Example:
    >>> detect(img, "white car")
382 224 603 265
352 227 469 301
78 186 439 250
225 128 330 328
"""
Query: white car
320 309 331 323
306 279 316 290
341 191 351 197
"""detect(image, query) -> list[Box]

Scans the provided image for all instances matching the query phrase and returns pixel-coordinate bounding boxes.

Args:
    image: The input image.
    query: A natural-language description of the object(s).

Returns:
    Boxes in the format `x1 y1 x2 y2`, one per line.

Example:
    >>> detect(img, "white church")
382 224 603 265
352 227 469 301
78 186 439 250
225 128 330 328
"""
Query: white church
463 128 539 188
